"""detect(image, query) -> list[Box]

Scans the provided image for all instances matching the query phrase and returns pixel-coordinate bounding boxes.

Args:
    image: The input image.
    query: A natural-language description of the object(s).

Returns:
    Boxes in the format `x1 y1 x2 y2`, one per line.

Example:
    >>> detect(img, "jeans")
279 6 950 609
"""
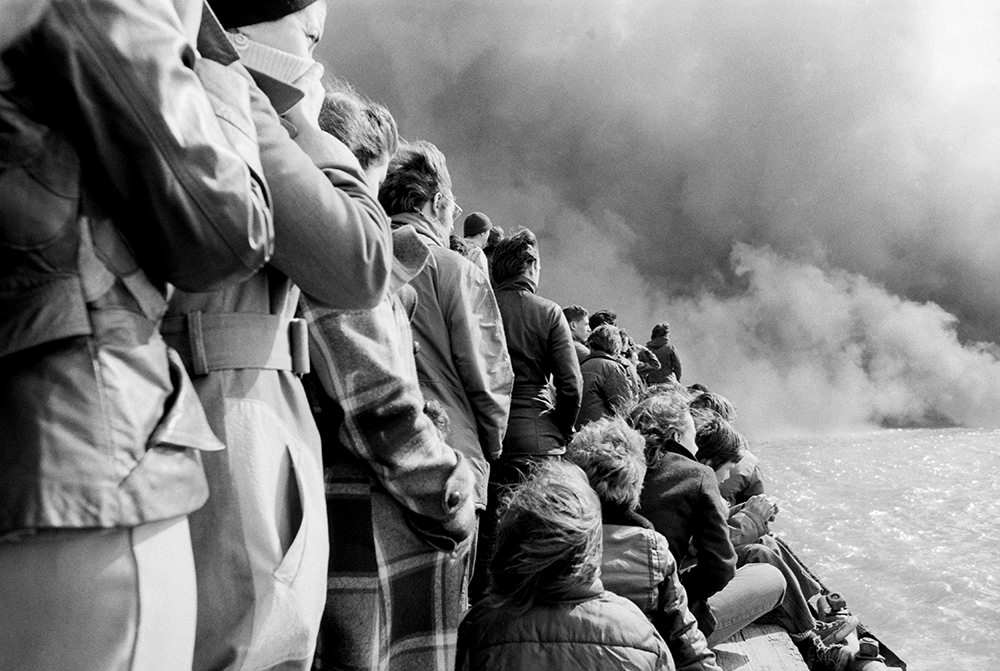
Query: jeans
704 563 787 646
737 534 823 635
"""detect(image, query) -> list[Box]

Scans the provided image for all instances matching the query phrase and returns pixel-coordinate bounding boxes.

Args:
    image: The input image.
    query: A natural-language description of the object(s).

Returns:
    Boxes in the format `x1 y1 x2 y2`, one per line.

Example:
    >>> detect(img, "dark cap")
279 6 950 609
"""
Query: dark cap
463 212 493 237
209 0 321 29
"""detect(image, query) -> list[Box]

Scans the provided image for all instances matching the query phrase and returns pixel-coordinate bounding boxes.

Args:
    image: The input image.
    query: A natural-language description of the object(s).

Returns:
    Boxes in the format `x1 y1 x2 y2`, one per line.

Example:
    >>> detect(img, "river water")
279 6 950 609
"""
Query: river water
757 428 1000 671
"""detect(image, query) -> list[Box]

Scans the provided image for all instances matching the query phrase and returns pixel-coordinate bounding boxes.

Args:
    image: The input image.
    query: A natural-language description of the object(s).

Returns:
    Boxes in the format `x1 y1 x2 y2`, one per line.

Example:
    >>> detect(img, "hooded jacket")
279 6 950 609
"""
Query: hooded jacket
390 211 513 507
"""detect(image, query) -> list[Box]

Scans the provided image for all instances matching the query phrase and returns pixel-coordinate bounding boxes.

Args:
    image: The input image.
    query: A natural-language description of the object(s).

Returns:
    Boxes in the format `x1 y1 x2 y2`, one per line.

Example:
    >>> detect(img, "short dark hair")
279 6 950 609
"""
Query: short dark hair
562 305 588 324
650 322 670 339
378 140 451 216
317 80 398 170
690 391 737 422
490 229 538 284
588 309 617 330
692 410 747 470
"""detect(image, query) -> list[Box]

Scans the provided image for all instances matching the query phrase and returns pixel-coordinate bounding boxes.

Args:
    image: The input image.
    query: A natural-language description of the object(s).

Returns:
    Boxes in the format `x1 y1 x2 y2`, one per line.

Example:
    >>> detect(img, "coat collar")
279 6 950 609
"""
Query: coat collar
391 211 447 248
494 275 536 294
601 503 654 529
663 438 697 461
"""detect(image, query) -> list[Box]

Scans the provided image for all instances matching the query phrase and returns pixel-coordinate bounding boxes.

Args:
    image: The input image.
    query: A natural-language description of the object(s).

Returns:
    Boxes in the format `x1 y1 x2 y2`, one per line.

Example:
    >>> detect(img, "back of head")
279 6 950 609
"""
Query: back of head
317 80 398 170
650 322 670 340
378 140 451 217
567 417 647 510
690 391 737 422
562 304 588 324
488 460 602 613
490 229 538 284
692 410 747 469
589 309 617 330
626 387 693 468
587 324 622 357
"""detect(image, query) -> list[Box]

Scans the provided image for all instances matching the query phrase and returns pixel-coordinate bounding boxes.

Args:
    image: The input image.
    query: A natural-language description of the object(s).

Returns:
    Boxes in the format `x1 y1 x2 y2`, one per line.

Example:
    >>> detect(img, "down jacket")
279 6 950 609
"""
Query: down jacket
457 580 673 671
601 506 722 671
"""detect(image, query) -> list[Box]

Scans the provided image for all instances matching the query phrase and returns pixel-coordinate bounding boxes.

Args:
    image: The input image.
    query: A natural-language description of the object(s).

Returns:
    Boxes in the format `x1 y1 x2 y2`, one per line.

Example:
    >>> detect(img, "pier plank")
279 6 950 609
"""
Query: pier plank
713 624 809 671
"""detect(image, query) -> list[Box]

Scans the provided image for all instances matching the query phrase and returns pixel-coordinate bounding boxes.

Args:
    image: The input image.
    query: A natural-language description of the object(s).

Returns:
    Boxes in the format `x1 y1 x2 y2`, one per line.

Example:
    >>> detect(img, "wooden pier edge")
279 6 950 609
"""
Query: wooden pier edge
713 623 809 671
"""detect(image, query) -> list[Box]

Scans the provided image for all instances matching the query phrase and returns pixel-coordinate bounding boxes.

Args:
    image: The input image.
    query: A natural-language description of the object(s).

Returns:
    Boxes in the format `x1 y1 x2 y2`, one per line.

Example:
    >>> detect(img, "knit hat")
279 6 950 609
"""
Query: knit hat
463 212 493 237
209 0 321 29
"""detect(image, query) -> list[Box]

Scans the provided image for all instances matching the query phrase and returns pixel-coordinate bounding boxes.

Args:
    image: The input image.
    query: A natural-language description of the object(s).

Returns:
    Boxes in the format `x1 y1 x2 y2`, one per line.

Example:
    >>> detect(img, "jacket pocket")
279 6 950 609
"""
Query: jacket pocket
273 442 308 585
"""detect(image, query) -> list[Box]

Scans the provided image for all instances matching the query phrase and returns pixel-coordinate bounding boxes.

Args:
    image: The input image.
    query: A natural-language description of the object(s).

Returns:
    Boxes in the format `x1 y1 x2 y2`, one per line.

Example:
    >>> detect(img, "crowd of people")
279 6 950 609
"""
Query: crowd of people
0 1 860 670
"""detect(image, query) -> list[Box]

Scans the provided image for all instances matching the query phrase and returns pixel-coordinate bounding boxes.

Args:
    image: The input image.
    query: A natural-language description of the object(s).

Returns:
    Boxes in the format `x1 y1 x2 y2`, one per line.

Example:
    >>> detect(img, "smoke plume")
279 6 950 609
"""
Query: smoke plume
319 1 1000 436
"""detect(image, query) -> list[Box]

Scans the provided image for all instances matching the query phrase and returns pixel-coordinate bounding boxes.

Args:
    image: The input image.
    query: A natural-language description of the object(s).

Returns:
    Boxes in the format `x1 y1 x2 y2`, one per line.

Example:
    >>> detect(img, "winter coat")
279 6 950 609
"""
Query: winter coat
643 337 682 384
639 441 737 606
577 351 634 428
601 507 722 671
0 0 273 535
493 275 582 456
303 225 478 671
391 211 514 507
457 581 674 671
163 42 392 669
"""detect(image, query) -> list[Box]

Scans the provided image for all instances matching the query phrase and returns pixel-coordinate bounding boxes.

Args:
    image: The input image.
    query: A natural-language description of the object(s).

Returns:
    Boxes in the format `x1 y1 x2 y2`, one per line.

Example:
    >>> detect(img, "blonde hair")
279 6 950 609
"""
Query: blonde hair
488 461 602 614
567 417 647 510
626 387 693 469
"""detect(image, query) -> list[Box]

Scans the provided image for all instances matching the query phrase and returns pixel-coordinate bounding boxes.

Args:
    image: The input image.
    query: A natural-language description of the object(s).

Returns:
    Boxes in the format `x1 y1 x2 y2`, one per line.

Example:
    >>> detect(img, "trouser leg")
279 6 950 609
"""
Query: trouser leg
705 563 786 647
737 542 816 635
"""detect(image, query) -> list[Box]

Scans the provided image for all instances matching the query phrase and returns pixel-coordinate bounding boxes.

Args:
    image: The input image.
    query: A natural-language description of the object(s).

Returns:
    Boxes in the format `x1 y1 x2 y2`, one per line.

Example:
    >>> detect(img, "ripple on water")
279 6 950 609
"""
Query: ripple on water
757 428 1000 671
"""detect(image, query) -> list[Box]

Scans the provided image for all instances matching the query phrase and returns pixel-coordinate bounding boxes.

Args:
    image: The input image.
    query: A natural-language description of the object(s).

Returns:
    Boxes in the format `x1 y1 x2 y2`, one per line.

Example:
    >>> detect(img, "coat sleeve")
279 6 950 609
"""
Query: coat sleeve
726 501 769 547
683 471 737 603
653 537 723 671
444 260 513 461
302 292 476 542
548 308 582 438
246 80 391 309
9 0 273 291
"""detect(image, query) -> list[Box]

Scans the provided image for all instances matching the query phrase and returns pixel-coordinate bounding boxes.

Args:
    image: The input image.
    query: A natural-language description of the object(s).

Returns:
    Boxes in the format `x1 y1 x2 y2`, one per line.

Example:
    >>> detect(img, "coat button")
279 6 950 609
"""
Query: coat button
231 32 249 49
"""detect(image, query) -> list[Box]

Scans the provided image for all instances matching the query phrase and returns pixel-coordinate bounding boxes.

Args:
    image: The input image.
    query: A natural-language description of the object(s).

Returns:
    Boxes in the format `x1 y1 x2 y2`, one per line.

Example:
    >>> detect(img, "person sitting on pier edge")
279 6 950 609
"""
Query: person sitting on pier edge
627 385 787 649
457 460 673 671
643 322 683 384
379 139 515 608
693 410 857 671
473 228 582 601
577 324 636 429
562 304 592 363
567 418 723 671
690 389 766 507
303 83 479 671
461 211 493 275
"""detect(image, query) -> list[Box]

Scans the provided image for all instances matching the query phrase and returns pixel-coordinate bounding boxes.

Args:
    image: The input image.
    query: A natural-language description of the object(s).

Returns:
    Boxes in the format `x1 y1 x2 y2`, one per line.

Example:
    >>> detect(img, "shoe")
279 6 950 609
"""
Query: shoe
814 614 859 645
795 632 854 671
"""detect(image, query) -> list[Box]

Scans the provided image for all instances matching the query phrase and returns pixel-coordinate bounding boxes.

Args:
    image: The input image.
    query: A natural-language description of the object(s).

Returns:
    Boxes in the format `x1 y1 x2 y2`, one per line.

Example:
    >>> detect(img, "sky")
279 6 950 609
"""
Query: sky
318 1 1000 437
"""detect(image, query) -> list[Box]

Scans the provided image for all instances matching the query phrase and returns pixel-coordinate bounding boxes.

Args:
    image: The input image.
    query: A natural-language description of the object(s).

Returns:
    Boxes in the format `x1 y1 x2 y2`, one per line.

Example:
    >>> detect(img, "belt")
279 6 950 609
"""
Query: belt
161 311 309 376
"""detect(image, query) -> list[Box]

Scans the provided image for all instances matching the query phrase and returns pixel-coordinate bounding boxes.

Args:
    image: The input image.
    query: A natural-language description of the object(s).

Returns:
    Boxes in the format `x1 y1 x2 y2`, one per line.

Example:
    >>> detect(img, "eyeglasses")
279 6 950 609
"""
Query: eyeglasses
441 192 463 220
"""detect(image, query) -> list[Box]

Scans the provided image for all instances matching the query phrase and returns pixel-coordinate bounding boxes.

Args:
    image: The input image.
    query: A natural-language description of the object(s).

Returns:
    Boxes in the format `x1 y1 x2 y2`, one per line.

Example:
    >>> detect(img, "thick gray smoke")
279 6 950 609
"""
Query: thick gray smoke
319 1 1000 436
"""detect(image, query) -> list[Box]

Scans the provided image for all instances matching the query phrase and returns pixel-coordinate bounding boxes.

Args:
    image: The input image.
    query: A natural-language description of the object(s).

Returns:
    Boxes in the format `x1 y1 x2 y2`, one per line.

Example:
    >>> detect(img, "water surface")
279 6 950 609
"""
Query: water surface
759 428 1000 671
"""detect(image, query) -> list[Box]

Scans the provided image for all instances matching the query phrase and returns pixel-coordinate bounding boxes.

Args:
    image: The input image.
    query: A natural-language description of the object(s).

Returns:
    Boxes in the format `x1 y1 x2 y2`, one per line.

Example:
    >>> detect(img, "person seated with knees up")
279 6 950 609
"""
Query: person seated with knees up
692 409 856 671
567 417 722 671
457 460 672 671
689 390 763 506
628 385 787 650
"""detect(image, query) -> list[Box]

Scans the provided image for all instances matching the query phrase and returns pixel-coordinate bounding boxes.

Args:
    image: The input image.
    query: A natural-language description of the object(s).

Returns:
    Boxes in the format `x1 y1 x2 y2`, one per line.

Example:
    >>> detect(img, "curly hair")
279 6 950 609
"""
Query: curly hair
626 388 693 469
378 140 452 216
487 460 602 614
588 309 617 330
317 80 398 170
489 229 538 284
567 417 647 510
586 324 622 357
691 409 747 470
